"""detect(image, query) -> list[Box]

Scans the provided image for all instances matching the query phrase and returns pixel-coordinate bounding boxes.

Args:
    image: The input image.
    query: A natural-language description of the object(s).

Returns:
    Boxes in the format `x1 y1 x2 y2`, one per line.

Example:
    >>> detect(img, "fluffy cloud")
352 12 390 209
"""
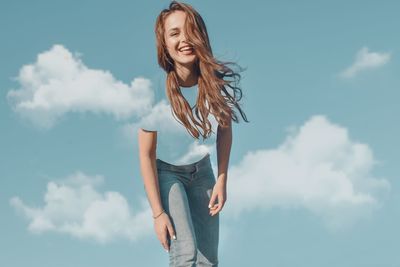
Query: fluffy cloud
10 171 152 243
340 46 391 78
6 44 154 129
223 115 390 230
177 141 215 165
9 115 391 240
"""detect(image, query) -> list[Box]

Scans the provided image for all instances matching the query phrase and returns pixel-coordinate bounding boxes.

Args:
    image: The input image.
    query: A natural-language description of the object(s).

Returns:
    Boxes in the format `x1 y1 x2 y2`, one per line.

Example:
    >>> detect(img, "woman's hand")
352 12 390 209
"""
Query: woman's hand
208 174 227 216
154 212 176 252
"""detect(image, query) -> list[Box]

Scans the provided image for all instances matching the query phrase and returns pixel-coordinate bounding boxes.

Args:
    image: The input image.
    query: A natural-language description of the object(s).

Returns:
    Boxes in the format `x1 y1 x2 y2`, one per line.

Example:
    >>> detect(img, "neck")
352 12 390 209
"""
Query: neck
175 63 198 87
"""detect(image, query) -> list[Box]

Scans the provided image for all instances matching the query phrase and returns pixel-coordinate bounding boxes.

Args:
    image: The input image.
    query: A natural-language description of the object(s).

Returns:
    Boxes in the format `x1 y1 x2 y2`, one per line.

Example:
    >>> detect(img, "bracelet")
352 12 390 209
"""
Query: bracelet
152 209 165 219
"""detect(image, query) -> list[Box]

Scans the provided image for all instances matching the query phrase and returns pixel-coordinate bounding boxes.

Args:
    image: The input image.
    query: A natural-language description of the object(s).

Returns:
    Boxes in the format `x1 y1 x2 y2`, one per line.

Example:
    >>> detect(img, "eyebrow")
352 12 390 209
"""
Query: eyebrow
168 27 180 33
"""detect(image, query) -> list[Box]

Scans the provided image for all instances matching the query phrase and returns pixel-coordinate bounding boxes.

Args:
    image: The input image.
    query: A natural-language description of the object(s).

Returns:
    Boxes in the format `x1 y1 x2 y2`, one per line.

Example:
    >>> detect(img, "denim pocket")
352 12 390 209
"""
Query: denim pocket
205 167 216 182
157 169 176 184
197 168 216 188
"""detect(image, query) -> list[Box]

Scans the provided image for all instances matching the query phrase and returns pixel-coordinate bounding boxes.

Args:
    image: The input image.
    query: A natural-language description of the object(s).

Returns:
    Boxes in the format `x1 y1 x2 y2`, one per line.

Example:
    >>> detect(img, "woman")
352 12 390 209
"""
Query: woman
138 1 248 266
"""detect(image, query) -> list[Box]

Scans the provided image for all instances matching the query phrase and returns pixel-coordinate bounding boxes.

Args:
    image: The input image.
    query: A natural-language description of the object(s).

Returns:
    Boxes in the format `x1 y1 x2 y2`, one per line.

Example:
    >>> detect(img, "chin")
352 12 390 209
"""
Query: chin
176 57 197 66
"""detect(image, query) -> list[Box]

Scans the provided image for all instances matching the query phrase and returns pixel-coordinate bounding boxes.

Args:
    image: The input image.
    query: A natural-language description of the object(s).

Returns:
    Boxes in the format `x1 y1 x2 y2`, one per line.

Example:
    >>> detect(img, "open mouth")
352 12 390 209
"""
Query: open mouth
179 46 194 55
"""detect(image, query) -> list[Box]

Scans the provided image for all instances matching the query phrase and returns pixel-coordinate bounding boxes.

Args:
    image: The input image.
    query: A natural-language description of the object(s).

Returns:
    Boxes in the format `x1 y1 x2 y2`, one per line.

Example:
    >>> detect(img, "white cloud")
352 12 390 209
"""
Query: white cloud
340 46 391 78
6 44 154 129
176 141 215 165
9 116 390 240
123 100 185 135
10 171 152 244
223 115 390 230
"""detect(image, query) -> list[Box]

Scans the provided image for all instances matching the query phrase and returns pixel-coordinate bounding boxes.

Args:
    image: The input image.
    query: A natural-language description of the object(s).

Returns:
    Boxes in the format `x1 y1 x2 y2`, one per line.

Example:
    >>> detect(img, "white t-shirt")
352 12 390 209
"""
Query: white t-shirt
139 82 219 166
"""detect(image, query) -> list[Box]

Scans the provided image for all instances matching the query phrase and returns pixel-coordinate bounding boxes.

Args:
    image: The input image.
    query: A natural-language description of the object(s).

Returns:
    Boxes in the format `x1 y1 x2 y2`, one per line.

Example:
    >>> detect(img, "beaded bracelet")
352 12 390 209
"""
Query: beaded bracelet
153 209 165 219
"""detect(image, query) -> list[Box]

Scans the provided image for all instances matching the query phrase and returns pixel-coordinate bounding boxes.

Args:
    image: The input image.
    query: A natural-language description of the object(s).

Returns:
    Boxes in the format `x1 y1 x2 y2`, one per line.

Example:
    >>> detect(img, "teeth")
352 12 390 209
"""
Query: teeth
180 47 193 51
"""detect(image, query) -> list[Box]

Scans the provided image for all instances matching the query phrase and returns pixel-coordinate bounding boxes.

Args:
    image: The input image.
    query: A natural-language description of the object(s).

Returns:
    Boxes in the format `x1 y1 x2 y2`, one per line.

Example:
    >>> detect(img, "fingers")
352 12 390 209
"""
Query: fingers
209 203 221 216
209 195 225 216
159 228 170 252
208 191 217 209
159 220 176 253
167 221 177 242
162 241 169 252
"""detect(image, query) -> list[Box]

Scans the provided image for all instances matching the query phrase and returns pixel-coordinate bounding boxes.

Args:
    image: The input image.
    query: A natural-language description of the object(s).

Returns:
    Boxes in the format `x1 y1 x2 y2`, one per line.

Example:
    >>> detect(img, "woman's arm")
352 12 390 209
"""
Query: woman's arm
209 119 232 216
138 129 164 217
216 119 232 182
138 128 176 252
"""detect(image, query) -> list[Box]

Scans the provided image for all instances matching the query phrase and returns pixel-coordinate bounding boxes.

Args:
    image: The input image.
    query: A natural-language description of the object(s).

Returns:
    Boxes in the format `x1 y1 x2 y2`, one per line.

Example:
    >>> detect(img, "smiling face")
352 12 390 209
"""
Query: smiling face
164 10 198 69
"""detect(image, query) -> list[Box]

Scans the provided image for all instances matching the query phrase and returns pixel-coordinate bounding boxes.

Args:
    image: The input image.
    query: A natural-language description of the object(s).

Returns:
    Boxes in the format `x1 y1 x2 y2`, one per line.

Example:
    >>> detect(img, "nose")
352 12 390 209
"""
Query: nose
180 32 189 44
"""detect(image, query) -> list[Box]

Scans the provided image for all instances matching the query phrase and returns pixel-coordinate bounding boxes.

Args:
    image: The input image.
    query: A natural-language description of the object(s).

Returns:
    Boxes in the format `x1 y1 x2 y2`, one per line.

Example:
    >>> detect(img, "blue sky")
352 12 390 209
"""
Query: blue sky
1 0 399 266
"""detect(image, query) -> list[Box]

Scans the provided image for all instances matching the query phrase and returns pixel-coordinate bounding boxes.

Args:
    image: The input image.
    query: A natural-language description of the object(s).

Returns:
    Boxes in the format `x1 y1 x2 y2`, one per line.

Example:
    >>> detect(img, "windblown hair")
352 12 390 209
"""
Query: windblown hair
155 1 249 140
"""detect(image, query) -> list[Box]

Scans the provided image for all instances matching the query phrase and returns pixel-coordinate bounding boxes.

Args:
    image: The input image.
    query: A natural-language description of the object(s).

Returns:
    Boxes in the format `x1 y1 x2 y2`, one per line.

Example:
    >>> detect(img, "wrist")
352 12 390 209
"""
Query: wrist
152 209 165 219
217 173 228 182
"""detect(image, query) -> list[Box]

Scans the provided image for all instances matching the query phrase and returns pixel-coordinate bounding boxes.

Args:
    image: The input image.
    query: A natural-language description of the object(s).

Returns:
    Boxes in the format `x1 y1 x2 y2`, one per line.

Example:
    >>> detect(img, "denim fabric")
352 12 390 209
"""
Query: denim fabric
156 153 219 267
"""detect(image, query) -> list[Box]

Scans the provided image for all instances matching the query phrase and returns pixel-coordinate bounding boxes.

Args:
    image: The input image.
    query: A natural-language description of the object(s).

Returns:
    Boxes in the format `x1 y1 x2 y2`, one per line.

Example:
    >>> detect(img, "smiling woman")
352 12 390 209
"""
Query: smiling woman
137 1 249 266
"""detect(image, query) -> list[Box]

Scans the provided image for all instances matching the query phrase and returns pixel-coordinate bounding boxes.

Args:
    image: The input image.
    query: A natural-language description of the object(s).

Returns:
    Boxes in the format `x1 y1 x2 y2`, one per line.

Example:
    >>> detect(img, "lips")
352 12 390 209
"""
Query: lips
179 46 194 52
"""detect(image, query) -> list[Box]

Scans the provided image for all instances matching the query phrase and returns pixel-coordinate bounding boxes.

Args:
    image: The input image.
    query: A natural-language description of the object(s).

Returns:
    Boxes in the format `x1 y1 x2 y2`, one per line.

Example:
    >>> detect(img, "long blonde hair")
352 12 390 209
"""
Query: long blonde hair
155 1 249 140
